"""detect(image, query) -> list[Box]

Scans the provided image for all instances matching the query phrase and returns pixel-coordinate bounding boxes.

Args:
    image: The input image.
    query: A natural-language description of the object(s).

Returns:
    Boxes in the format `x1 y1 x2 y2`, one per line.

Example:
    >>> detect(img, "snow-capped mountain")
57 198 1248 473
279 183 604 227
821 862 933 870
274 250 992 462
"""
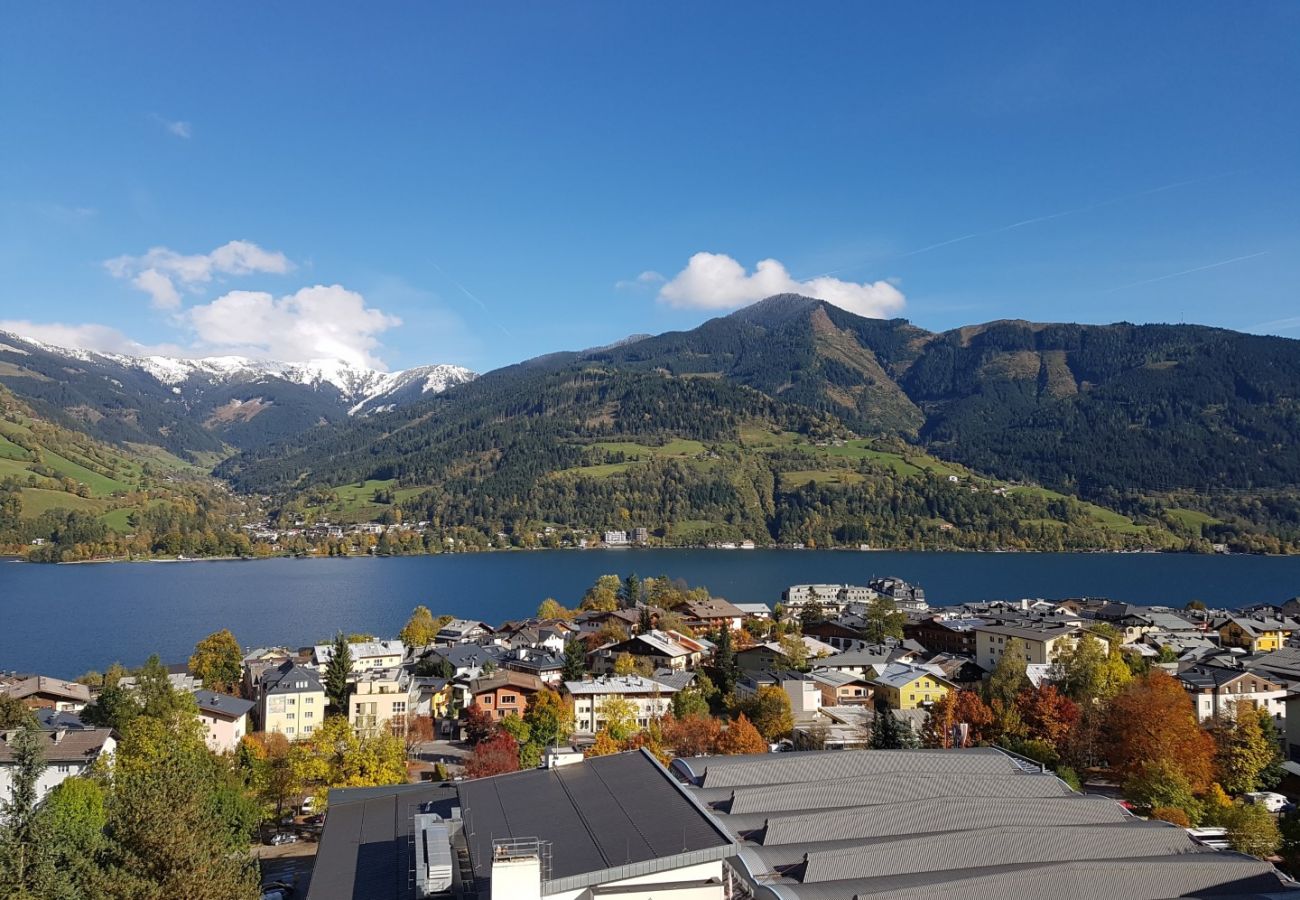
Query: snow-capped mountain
3 332 475 412
0 329 476 457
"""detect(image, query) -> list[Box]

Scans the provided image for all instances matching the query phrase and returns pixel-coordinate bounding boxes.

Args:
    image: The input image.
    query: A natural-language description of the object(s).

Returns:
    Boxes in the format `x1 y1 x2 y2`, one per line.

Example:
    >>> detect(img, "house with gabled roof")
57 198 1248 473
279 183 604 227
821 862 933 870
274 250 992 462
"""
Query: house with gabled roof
194 689 254 753
1217 614 1299 653
564 674 678 735
867 662 955 710
1 675 90 712
1176 664 1286 725
590 630 710 673
0 726 116 806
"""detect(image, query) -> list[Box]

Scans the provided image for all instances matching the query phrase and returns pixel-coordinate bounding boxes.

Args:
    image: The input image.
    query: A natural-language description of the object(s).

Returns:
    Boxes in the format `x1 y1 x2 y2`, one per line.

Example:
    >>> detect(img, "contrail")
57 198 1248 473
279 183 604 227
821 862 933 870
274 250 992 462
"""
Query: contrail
430 259 513 337
1102 251 1268 294
810 171 1240 279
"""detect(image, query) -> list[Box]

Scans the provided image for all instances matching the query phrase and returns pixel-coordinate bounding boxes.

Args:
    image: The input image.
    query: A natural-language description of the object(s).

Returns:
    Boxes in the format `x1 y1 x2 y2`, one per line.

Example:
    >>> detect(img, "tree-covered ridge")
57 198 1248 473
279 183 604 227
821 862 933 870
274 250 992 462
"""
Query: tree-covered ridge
213 297 1300 552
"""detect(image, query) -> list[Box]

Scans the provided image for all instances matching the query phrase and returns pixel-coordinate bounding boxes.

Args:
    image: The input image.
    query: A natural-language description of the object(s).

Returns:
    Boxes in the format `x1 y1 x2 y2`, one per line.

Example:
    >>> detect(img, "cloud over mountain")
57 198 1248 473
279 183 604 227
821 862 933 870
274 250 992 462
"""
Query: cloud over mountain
105 239 293 309
657 252 905 318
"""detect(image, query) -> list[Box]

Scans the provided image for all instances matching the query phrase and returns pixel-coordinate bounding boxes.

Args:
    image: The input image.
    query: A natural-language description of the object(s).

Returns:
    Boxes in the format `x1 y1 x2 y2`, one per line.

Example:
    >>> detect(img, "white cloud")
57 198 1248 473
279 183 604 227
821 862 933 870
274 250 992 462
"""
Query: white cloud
106 240 293 309
615 270 666 291
187 284 401 369
152 115 192 139
0 320 183 357
657 252 906 318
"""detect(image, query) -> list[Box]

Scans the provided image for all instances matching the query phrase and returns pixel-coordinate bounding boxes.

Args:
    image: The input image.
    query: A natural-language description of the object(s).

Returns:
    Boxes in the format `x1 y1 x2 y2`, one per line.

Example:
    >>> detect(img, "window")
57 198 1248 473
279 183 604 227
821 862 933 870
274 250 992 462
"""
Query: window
393 702 406 714
303 725 313 734
287 698 295 705
304 711 313 720
285 727 295 735
304 696 314 704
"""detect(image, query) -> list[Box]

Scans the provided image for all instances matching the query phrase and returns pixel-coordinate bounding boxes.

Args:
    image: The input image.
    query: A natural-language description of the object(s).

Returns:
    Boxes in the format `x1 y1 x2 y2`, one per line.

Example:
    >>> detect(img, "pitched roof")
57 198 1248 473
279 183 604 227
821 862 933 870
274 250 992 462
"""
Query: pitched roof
1 675 90 704
468 670 545 696
193 690 255 719
262 661 323 694
869 662 952 690
564 675 679 696
0 726 114 764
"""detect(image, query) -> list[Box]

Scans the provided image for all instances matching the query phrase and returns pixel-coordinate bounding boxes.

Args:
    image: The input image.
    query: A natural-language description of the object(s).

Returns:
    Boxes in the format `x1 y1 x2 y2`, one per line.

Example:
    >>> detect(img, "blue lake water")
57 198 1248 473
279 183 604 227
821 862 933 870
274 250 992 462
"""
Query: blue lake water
2 550 1300 676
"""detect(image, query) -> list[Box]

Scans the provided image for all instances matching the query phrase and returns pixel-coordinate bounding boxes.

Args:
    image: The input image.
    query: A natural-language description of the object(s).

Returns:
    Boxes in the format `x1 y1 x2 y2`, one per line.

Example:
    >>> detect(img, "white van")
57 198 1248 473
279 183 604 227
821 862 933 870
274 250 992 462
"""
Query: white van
1244 791 1289 813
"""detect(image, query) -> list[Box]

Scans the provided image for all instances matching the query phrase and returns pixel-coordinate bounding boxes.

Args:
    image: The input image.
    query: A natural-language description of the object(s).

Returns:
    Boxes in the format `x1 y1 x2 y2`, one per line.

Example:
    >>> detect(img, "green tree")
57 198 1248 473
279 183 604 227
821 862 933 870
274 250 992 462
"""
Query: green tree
324 632 354 712
620 573 643 608
778 632 810 670
581 575 621 612
0 722 46 892
1123 759 1200 821
0 692 33 728
1220 801 1282 858
985 638 1030 706
869 699 904 750
188 629 242 694
399 605 442 647
562 639 588 680
1055 633 1130 703
714 627 739 696
863 597 906 643
672 686 710 719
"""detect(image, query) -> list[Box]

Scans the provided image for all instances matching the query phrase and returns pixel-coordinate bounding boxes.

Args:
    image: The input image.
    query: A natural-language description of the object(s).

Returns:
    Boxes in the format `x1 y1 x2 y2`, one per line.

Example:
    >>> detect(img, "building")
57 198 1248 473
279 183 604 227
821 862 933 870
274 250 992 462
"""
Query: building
904 615 984 656
307 749 735 900
435 619 494 645
591 630 709 674
815 644 913 676
258 661 326 740
670 596 747 633
735 636 837 673
241 647 296 699
313 639 405 672
565 675 678 735
0 727 116 806
1217 614 1299 653
868 576 928 611
669 748 1293 900
1 675 90 712
603 529 630 546
734 602 773 619
782 584 873 615
349 667 419 738
867 662 954 709
807 668 874 706
467 671 545 721
1177 664 1286 725
974 621 1103 669
193 690 254 753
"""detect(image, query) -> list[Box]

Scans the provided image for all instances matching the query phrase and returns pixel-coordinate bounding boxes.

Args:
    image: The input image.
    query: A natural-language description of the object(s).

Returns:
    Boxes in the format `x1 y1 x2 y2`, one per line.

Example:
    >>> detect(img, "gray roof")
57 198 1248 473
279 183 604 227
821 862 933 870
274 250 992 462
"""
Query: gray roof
678 748 1292 900
192 689 254 719
262 660 323 695
457 750 733 895
0 726 114 764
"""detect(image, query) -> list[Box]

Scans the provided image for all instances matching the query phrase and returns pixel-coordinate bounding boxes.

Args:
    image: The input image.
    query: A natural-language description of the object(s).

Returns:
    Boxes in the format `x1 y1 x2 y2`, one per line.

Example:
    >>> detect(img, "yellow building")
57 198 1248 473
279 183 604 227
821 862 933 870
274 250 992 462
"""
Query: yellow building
869 662 954 710
974 622 1106 670
349 667 419 738
1218 615 1296 653
257 661 327 740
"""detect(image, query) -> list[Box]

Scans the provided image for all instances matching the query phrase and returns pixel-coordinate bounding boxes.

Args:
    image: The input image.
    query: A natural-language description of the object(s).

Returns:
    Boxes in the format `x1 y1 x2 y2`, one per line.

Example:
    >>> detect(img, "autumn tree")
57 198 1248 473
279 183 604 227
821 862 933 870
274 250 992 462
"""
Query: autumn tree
464 703 496 745
465 732 521 778
745 686 794 742
1105 670 1215 791
581 575 622 612
537 598 572 620
1055 633 1130 703
1220 801 1282 858
778 632 810 670
524 689 573 749
717 714 767 755
1212 703 1282 795
613 652 639 676
399 606 443 647
596 696 638 742
1015 685 1080 749
922 690 993 748
240 732 300 820
1123 759 1199 821
585 730 623 758
985 638 1030 706
187 629 243 694
0 692 33 729
662 713 722 757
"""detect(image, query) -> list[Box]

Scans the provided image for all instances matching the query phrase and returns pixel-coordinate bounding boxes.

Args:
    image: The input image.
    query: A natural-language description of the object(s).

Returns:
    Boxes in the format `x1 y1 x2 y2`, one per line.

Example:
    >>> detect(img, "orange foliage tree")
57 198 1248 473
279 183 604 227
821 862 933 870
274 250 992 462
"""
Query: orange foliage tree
1015 685 1080 749
922 690 993 748
1104 670 1215 791
662 713 723 757
465 731 520 778
716 714 767 755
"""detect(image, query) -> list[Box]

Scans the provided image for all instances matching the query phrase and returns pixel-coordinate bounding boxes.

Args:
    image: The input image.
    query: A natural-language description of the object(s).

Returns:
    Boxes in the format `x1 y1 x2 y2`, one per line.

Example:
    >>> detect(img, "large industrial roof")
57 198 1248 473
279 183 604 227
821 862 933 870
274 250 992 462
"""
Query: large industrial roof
673 748 1296 900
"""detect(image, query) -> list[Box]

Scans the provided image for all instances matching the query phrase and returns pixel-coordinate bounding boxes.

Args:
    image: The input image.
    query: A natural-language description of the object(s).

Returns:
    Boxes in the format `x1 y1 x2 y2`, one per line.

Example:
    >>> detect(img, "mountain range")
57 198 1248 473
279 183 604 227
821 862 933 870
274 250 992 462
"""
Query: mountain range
3 295 1299 553
0 332 474 456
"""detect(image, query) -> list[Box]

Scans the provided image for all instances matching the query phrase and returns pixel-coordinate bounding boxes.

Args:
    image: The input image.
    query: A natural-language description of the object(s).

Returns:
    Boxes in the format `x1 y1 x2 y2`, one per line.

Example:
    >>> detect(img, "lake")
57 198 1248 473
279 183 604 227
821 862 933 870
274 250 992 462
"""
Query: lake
3 550 1300 676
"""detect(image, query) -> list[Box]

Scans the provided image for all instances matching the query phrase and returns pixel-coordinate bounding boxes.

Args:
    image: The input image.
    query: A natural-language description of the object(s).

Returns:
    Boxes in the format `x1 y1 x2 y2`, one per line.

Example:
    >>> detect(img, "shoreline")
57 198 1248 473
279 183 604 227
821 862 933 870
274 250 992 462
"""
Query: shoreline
14 545 1286 566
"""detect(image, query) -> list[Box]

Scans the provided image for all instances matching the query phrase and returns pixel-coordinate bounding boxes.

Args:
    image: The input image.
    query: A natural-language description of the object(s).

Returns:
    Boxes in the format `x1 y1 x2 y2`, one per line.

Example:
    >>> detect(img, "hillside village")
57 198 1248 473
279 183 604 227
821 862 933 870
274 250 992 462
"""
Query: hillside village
6 573 1300 897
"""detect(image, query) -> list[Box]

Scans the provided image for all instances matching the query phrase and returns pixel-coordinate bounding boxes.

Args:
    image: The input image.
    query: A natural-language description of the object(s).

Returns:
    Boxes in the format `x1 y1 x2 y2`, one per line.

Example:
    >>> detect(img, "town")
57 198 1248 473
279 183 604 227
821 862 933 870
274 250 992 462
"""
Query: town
4 573 1300 898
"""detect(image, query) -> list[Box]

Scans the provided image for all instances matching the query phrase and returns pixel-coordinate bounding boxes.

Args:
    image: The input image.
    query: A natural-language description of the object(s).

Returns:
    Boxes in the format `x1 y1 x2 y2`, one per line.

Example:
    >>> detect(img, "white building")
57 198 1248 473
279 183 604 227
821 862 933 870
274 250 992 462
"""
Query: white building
313 639 406 672
194 689 254 754
349 667 420 738
0 727 116 806
564 675 678 735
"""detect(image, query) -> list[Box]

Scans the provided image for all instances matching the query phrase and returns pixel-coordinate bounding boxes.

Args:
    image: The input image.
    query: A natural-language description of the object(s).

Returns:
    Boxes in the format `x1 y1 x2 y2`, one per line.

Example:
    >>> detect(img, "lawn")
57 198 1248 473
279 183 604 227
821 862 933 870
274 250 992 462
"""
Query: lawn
0 433 30 460
17 488 107 518
1165 508 1221 529
308 479 432 521
41 450 134 496
779 469 866 489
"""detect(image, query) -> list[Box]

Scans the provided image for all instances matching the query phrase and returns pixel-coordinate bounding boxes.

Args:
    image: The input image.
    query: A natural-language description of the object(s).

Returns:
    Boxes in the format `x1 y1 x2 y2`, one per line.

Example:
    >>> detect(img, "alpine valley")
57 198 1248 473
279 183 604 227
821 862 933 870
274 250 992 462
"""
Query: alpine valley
3 294 1299 560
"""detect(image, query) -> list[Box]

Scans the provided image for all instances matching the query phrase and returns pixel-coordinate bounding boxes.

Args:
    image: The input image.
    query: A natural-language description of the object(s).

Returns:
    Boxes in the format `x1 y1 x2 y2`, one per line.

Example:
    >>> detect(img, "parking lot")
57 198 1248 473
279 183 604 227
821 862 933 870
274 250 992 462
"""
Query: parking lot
254 840 317 896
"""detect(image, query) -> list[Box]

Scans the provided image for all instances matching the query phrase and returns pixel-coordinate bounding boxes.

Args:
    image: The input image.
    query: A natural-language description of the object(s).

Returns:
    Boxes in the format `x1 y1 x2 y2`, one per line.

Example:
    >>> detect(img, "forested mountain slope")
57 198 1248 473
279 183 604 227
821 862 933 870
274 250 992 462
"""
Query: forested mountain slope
215 296 1300 552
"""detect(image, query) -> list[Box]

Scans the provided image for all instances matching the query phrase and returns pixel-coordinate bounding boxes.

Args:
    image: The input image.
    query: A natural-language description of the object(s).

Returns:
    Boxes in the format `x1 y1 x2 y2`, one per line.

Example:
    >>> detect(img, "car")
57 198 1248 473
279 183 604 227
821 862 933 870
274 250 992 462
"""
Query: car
260 881 295 898
268 832 298 846
304 813 326 826
300 796 316 814
261 891 288 900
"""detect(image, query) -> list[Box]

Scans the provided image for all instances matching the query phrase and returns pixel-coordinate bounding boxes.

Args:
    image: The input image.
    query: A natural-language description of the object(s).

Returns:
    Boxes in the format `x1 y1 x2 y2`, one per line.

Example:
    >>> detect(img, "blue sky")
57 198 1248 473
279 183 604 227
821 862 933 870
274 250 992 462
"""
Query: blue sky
1 2 1297 373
